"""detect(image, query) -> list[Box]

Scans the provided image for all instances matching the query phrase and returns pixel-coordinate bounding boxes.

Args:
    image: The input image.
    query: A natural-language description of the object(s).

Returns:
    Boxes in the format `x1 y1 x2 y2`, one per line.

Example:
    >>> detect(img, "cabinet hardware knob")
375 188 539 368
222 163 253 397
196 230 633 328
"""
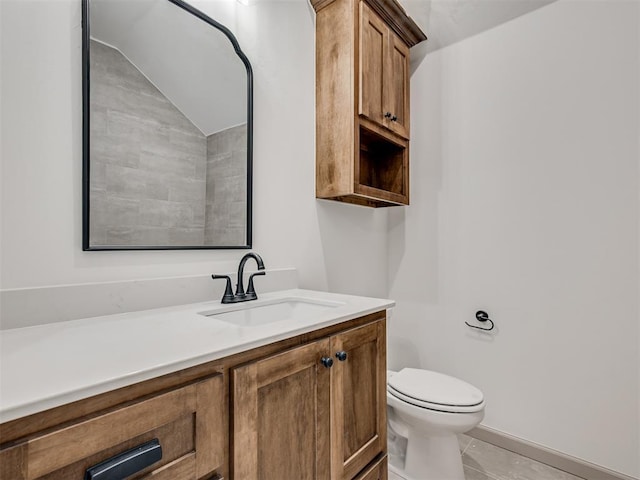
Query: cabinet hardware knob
384 112 392 118
321 356 334 368
391 115 398 122
335 351 348 361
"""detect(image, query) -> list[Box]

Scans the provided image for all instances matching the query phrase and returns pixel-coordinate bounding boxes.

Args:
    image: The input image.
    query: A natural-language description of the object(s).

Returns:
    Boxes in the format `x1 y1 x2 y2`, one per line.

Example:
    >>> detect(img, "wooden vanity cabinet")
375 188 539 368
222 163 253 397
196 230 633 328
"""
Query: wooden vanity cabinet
313 0 425 207
1 312 387 480
231 318 386 480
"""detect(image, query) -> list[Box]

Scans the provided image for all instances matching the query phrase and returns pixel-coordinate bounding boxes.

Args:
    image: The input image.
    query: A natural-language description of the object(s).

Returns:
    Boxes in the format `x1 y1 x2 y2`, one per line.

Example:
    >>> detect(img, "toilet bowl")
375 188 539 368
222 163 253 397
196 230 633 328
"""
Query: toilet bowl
387 369 485 480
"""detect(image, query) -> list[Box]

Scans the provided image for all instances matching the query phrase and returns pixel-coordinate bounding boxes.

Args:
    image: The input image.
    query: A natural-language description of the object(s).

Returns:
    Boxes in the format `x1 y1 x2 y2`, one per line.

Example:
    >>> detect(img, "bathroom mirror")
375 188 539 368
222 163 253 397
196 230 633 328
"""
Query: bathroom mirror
82 0 253 250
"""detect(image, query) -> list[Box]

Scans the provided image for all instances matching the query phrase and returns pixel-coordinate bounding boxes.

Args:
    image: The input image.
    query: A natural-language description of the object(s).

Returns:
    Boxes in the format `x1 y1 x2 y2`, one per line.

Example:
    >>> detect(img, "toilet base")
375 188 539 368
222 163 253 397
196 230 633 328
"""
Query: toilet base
400 431 465 480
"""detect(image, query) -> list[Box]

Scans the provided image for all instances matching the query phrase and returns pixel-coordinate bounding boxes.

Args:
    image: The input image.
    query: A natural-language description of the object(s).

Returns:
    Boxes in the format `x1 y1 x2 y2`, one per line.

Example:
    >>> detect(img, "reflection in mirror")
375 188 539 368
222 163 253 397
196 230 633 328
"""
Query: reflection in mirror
83 0 252 250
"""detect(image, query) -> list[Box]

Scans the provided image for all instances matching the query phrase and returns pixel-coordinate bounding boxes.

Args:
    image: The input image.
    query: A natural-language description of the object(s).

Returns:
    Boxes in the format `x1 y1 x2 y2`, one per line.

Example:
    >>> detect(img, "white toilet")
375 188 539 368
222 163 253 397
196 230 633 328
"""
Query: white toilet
387 368 485 480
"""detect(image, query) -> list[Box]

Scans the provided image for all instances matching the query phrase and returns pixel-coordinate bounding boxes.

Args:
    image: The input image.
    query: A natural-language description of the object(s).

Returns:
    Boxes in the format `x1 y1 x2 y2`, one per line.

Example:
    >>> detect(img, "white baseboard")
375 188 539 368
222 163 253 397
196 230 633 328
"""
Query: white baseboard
469 425 638 480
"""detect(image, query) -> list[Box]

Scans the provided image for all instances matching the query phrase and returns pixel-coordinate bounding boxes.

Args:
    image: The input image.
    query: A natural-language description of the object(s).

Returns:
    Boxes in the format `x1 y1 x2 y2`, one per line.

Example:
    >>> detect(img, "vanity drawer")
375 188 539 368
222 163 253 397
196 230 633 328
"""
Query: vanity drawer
0 375 225 480
353 455 387 480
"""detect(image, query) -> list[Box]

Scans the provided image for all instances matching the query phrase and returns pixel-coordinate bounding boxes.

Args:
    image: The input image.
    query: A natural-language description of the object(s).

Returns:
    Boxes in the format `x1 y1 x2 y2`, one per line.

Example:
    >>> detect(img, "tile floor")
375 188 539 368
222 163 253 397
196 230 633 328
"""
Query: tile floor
388 434 586 480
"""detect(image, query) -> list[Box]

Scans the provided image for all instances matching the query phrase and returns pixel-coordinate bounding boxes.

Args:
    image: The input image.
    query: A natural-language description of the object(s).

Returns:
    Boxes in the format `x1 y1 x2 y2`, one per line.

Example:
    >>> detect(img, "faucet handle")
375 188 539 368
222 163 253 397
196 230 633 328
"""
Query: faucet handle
211 275 235 304
245 271 266 300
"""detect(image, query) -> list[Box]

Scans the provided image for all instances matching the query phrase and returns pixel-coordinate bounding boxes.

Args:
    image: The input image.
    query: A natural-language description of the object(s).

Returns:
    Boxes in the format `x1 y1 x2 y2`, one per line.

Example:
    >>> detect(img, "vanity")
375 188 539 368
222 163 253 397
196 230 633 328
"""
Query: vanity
0 290 393 480
0 0 396 477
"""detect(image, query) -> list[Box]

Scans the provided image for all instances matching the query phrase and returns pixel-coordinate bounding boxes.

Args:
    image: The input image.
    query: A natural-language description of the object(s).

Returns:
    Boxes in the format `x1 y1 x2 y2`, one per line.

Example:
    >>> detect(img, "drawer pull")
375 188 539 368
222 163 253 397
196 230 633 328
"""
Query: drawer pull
84 438 162 480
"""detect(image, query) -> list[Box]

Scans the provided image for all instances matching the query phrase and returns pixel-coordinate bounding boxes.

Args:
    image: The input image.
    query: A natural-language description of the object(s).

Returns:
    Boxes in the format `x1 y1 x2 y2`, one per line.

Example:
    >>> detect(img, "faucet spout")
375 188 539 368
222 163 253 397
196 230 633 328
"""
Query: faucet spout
235 252 265 298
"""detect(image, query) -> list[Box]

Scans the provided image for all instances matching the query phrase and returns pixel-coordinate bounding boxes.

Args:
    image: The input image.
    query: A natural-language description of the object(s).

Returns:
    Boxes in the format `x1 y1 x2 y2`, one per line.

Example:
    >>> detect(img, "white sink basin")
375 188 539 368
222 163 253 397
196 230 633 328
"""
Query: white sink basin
199 298 345 327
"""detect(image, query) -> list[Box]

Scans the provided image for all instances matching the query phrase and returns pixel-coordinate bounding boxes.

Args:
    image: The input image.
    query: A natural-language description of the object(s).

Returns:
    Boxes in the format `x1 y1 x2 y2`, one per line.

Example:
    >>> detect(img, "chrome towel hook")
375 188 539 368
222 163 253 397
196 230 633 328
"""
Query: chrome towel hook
466 310 495 331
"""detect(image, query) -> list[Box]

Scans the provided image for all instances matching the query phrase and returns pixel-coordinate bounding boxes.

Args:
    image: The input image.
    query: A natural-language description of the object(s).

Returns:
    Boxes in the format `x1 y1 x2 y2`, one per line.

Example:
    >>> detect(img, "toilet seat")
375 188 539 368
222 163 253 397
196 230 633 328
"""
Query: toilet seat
388 368 485 414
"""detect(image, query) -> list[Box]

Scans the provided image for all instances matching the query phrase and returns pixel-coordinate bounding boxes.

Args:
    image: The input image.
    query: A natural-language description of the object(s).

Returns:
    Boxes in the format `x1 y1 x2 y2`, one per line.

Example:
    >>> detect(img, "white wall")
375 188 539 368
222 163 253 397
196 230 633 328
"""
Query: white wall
3 0 638 475
389 0 639 477
0 0 388 298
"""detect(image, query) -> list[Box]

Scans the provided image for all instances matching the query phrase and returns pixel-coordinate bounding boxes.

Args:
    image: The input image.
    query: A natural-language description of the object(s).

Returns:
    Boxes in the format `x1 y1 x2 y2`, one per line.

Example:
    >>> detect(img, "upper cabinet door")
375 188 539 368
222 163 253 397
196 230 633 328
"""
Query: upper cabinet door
359 2 410 140
386 33 410 139
359 1 387 127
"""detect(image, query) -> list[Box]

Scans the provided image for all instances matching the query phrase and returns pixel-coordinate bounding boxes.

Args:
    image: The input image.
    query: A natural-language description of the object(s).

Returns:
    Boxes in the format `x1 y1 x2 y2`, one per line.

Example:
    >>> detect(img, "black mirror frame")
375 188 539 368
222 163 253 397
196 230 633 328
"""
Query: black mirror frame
82 0 253 251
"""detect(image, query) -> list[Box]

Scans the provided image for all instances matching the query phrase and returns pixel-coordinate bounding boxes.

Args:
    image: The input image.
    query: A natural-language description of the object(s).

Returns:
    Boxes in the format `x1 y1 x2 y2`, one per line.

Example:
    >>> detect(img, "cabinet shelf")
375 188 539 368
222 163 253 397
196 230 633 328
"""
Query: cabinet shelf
358 126 407 197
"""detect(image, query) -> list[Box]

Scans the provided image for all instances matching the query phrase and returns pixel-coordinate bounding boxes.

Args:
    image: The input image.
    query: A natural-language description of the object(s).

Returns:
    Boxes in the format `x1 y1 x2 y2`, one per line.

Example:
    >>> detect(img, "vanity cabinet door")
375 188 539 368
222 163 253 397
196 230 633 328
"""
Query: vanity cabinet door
331 320 386 480
0 375 226 480
232 339 332 480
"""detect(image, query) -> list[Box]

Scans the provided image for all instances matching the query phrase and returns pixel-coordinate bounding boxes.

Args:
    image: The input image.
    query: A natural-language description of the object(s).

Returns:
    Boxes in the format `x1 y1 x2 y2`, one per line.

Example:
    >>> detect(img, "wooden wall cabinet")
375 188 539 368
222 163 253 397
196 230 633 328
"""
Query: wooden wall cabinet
0 313 387 480
313 0 426 207
231 320 386 480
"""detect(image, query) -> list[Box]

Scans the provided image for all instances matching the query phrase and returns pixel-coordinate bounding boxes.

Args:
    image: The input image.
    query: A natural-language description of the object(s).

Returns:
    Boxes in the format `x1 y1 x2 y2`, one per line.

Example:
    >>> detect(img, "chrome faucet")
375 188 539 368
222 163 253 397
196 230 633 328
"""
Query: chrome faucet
211 252 266 304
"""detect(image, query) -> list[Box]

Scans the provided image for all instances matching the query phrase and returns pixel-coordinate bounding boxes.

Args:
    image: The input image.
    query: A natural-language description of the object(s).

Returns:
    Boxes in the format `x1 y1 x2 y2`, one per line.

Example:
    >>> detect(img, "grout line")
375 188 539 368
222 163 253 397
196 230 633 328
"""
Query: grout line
461 439 471 455
460 436 474 455
468 426 624 480
463 464 502 480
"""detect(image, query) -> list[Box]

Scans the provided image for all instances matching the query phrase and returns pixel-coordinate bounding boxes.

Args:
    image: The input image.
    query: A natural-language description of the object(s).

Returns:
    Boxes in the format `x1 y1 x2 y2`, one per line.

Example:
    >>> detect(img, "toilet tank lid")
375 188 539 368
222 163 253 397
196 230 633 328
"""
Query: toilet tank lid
388 368 484 407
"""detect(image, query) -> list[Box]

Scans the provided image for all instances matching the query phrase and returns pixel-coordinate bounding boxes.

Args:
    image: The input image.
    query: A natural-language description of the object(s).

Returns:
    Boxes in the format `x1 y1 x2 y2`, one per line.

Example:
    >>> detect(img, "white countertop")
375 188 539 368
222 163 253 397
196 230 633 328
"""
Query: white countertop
0 289 393 423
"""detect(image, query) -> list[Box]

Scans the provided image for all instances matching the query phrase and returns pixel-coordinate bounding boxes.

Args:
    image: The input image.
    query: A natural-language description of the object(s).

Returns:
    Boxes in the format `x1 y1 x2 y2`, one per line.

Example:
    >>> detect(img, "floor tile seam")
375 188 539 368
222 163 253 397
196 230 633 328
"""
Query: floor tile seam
459 434 475 455
461 440 500 479
460 438 472 455
463 438 589 480
464 463 503 480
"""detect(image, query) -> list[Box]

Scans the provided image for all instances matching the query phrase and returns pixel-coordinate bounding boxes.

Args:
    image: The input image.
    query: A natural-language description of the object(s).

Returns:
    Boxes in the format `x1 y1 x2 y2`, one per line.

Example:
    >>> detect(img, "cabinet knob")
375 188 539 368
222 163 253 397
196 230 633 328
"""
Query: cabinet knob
384 112 392 118
391 115 398 122
321 357 334 368
335 351 348 362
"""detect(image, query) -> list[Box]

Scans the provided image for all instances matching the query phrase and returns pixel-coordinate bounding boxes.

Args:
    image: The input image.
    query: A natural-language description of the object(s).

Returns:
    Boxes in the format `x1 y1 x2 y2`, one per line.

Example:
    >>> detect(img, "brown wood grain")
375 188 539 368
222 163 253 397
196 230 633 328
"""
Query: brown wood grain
315 0 355 198
331 320 387 480
1 376 224 480
258 368 316 479
359 2 386 125
195 375 226 478
314 0 419 207
387 32 410 139
312 0 426 47
353 455 388 480
144 453 197 480
26 384 198 479
231 363 258 480
232 339 332 480
0 443 27 480
38 414 194 480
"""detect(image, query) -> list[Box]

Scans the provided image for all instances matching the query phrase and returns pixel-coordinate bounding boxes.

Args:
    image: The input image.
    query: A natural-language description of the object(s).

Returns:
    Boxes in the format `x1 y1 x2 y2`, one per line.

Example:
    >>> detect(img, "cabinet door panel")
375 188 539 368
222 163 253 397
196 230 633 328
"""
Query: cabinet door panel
232 339 332 480
387 34 409 139
343 340 378 458
359 2 387 126
332 320 386 480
